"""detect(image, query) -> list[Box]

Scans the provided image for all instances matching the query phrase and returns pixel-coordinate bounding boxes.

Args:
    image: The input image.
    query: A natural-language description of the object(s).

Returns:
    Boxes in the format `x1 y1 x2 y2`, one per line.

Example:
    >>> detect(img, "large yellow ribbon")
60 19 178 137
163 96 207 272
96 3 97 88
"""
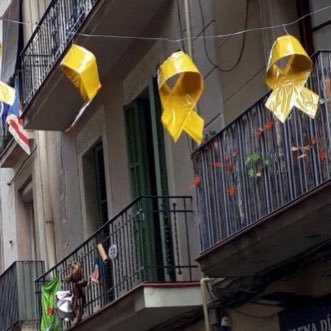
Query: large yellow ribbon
265 35 319 123
158 51 204 144
60 44 101 102
0 81 15 106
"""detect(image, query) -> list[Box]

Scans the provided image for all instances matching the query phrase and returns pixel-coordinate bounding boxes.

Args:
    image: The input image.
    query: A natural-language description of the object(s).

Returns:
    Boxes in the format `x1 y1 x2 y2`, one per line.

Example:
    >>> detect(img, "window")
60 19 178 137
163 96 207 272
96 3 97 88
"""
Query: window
19 180 38 260
82 140 108 233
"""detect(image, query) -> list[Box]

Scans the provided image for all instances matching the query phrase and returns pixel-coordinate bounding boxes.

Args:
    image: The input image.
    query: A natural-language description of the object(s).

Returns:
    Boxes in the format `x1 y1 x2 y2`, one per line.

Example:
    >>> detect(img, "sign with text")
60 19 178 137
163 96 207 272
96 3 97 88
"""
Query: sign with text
279 299 331 331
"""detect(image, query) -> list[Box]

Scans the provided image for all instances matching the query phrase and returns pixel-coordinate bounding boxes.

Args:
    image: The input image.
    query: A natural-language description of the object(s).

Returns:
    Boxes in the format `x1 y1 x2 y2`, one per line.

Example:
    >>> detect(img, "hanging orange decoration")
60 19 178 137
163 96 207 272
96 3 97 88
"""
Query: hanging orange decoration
265 35 319 123
319 150 327 161
158 51 204 144
212 161 222 168
227 186 236 196
193 176 201 185
264 119 273 130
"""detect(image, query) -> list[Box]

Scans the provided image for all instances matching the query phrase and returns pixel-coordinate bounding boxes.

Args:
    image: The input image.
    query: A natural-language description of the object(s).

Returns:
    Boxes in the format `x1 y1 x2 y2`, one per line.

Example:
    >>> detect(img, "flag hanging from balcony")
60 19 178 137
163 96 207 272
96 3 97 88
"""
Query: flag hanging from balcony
60 44 101 102
40 276 61 331
158 51 204 144
3 82 33 154
265 35 319 123
0 81 15 106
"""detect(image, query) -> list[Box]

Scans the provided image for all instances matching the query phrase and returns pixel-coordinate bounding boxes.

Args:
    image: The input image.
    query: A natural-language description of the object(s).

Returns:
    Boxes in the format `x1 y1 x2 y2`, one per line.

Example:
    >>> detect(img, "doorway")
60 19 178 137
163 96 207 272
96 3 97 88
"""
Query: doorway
124 79 175 282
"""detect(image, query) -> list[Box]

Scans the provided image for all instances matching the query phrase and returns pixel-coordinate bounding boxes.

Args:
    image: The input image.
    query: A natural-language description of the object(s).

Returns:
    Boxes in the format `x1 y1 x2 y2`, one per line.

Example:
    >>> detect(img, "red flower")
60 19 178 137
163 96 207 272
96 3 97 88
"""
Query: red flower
264 119 273 130
227 186 236 196
319 150 327 161
311 136 317 146
212 161 222 168
226 163 234 173
254 128 264 138
193 176 201 185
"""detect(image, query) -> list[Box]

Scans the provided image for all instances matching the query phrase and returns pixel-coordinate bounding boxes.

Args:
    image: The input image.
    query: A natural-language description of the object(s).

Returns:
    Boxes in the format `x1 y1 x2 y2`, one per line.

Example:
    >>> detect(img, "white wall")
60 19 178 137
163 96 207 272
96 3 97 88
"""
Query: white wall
0 0 18 272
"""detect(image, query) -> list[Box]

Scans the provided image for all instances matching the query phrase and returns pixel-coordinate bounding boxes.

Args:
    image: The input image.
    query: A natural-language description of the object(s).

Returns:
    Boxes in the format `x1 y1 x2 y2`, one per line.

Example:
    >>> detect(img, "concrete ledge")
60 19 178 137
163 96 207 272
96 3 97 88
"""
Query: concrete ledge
70 282 201 331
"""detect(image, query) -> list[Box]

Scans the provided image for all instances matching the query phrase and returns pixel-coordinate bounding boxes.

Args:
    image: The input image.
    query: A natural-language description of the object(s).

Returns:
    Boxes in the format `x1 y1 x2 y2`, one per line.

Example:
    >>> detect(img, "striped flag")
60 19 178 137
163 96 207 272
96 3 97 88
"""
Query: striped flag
3 82 33 154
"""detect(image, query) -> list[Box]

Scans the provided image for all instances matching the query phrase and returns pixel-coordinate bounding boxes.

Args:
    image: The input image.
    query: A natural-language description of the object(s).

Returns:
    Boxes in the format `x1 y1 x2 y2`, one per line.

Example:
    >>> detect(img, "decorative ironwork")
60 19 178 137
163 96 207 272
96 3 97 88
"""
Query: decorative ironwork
193 51 331 252
0 261 45 331
20 0 98 107
0 126 13 153
35 196 196 329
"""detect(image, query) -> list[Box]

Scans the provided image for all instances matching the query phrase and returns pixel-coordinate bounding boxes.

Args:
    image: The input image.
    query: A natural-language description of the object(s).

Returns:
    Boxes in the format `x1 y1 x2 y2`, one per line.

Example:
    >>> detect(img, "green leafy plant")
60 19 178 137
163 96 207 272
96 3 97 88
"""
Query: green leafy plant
246 152 273 178
246 153 260 164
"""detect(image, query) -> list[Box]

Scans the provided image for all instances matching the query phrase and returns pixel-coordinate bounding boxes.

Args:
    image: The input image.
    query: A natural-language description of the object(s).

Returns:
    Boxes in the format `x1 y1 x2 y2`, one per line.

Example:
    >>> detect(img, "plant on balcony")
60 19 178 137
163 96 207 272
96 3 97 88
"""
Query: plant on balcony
246 152 272 178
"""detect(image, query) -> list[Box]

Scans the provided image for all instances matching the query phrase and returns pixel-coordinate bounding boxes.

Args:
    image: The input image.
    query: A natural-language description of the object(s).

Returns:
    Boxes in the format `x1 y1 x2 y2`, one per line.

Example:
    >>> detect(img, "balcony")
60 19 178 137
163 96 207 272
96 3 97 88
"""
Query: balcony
193 51 331 277
0 127 26 167
0 261 45 331
36 196 200 330
20 0 171 130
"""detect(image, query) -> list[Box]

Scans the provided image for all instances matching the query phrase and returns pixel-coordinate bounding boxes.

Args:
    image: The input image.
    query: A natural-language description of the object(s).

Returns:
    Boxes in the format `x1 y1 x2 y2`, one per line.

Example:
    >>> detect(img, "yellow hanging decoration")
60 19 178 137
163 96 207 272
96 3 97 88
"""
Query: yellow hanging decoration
0 81 15 106
158 51 204 144
60 44 101 102
265 35 319 123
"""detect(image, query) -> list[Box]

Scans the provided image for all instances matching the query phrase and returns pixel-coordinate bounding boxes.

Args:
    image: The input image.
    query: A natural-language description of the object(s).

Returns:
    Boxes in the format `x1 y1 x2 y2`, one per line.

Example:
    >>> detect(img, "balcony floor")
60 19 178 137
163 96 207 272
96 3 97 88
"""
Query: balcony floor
68 282 201 331
197 182 331 277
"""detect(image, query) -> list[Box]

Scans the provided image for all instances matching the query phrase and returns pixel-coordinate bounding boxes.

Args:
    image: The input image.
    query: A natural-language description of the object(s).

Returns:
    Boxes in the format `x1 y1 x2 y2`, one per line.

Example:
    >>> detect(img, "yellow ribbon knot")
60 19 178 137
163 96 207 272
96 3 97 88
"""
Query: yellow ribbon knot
60 44 101 102
0 81 15 106
265 35 319 123
158 51 204 144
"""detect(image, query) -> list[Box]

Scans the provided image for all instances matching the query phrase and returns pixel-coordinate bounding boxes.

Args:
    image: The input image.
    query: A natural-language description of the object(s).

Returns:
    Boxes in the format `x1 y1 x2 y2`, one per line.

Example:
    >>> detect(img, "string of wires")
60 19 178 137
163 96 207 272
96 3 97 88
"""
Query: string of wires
198 0 249 72
0 4 329 43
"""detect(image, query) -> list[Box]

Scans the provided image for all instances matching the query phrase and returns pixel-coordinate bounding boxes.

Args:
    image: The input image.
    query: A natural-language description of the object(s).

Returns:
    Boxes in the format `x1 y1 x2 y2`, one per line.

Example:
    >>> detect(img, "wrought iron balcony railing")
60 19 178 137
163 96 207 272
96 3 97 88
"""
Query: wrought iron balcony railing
20 0 98 107
193 51 331 252
0 127 13 154
36 196 196 329
0 261 45 331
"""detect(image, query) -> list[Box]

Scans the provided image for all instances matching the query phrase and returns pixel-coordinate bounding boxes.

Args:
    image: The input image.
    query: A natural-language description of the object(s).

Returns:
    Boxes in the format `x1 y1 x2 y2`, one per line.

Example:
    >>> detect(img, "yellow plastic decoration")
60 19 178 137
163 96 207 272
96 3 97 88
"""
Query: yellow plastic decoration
265 35 319 123
60 44 101 102
158 51 204 144
0 81 15 106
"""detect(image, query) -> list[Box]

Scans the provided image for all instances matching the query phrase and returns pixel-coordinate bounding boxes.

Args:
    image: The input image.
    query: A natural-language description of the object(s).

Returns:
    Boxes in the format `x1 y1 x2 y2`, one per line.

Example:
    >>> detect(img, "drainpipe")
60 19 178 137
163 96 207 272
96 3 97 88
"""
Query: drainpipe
184 9 211 331
183 0 193 57
201 277 212 331
38 131 56 267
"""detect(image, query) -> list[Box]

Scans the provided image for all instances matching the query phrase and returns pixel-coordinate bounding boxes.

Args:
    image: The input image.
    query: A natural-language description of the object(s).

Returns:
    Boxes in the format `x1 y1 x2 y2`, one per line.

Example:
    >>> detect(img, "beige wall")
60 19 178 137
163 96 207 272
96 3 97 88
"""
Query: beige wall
0 0 310 268
22 0 49 44
1 2 330 330
310 0 331 50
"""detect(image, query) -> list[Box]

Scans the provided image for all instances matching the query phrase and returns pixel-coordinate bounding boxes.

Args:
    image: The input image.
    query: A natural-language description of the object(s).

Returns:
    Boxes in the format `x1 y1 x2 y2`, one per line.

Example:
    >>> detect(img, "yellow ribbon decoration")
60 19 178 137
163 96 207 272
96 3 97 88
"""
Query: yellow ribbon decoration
265 35 319 123
158 51 204 144
0 81 15 106
60 44 101 102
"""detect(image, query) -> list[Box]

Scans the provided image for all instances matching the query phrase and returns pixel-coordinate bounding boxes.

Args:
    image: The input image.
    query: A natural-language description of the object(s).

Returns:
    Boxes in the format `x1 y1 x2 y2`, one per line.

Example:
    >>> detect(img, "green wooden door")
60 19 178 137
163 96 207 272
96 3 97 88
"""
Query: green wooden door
124 80 175 282
124 98 160 281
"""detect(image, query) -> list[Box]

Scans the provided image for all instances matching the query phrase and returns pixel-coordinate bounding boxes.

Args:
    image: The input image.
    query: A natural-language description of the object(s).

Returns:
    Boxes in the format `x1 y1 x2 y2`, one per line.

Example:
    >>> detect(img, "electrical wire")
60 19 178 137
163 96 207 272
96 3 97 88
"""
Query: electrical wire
75 3 331 42
0 4 330 43
176 0 185 50
198 0 248 72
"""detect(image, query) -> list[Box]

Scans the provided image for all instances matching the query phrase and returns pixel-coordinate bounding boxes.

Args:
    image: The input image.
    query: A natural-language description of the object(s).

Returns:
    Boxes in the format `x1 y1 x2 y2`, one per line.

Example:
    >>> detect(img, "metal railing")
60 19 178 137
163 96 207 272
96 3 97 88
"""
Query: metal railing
20 0 98 107
193 51 331 252
36 196 196 329
0 127 13 154
0 261 45 331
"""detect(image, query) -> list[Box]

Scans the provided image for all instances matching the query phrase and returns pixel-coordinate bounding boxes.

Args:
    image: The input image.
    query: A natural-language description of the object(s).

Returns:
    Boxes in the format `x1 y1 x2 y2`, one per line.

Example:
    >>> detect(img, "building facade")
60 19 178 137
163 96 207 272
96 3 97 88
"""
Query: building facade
0 0 330 330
